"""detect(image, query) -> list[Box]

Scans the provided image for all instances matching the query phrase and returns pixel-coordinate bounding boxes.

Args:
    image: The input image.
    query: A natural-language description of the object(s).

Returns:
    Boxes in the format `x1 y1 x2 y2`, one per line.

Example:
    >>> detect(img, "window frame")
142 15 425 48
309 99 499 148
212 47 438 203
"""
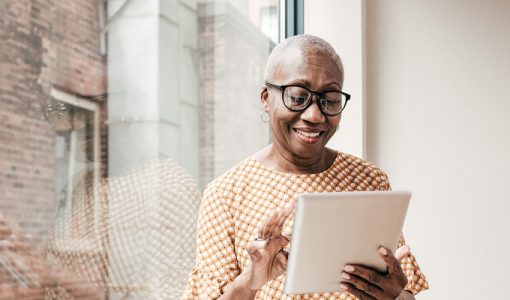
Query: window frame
50 87 102 244
285 0 304 37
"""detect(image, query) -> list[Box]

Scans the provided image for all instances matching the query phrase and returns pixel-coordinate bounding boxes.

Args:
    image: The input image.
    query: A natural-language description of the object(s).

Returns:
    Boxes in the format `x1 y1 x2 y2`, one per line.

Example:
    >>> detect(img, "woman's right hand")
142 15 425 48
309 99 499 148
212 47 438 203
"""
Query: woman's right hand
241 202 295 291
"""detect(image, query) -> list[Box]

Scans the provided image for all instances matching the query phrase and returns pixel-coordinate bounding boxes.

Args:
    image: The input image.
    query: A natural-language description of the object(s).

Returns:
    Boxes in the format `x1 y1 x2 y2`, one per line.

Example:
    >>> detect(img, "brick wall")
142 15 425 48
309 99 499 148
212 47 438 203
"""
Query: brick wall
0 0 106 250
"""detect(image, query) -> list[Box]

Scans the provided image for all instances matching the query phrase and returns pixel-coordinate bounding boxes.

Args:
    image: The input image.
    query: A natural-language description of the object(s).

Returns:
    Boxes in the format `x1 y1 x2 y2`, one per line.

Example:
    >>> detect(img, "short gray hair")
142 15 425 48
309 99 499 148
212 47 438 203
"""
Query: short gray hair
264 34 344 83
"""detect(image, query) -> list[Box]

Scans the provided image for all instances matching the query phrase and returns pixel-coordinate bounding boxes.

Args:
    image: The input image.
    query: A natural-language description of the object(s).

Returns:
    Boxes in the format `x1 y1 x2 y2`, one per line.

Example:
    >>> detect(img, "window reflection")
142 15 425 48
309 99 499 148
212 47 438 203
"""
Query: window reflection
0 0 279 298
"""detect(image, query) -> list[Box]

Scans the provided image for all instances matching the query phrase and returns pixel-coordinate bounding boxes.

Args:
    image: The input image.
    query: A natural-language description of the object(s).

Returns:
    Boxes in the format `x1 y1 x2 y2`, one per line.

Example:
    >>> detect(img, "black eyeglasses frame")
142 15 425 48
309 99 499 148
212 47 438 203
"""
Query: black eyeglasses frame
265 82 351 116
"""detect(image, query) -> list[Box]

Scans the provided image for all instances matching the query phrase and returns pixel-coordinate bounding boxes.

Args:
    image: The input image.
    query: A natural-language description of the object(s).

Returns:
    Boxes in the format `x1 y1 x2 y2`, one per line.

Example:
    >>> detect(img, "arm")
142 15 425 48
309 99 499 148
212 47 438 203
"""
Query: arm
219 203 295 300
182 184 241 299
219 271 258 300
377 171 428 297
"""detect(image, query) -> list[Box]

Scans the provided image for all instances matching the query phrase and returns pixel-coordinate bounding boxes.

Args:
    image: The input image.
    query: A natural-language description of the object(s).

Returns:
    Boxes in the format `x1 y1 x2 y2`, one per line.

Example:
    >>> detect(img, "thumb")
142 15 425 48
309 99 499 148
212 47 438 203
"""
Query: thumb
395 244 411 261
266 235 290 254
246 236 290 262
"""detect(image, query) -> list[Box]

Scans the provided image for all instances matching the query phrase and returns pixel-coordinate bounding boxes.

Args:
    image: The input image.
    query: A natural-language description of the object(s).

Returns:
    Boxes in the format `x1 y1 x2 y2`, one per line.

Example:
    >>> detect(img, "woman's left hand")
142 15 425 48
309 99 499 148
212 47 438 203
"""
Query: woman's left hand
339 245 411 300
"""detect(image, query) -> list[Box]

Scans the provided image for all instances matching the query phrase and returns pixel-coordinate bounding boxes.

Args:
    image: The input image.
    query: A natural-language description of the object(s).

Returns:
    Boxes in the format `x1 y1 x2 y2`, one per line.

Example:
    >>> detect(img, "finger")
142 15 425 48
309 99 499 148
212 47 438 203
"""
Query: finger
247 235 289 257
246 239 268 261
281 201 295 219
268 209 285 238
275 250 288 267
378 246 404 275
265 235 290 255
395 244 411 261
258 210 278 240
263 210 278 239
273 202 295 236
266 210 280 238
262 202 295 239
272 210 288 238
282 228 293 238
340 282 376 300
343 264 384 289
340 272 383 299
272 252 288 278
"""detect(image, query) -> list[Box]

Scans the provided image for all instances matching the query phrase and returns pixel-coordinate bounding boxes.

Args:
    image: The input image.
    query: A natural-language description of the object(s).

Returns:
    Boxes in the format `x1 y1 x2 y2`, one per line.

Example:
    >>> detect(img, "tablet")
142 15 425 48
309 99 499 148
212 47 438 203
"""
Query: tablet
284 191 411 294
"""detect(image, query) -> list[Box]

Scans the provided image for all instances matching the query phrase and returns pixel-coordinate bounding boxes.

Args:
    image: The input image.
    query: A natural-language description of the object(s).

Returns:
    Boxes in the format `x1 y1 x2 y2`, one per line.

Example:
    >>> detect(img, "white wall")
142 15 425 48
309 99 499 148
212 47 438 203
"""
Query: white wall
304 0 365 158
366 1 510 299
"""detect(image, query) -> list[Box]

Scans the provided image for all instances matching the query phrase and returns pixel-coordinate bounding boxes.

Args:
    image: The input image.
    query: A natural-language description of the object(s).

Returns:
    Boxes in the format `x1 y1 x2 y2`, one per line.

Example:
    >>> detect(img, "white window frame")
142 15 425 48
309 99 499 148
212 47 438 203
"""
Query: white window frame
50 87 102 247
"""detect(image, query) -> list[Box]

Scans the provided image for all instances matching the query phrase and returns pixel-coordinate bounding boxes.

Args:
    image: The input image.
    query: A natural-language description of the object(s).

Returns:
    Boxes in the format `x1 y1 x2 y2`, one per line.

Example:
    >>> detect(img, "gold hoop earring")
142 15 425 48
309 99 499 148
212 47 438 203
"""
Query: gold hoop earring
260 110 270 123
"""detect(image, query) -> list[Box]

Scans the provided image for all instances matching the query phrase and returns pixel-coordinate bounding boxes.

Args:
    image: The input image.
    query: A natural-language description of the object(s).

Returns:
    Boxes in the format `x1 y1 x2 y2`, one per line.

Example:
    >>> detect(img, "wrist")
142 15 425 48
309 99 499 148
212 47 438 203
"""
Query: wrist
220 270 259 300
236 267 260 292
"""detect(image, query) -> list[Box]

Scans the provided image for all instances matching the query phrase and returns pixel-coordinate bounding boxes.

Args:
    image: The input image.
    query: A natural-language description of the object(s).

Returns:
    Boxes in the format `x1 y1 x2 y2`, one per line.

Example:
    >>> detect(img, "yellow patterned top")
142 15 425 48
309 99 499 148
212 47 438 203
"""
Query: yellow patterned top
183 152 428 300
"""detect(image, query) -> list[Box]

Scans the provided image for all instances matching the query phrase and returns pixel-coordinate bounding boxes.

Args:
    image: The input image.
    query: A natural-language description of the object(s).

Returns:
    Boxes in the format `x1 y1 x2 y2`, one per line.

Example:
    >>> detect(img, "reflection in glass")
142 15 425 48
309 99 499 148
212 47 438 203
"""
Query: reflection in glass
0 0 280 298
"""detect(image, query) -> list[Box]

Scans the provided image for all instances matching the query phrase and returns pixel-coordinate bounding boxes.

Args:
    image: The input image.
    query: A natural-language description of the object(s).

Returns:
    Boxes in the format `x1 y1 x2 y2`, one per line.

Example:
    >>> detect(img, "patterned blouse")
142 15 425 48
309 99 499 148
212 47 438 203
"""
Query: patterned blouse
183 152 428 299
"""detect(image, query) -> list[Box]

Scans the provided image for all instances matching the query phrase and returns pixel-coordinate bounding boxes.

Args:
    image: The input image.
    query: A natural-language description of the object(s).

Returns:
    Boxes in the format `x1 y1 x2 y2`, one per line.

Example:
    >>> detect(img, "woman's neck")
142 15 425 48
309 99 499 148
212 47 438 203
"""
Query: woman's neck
252 144 336 174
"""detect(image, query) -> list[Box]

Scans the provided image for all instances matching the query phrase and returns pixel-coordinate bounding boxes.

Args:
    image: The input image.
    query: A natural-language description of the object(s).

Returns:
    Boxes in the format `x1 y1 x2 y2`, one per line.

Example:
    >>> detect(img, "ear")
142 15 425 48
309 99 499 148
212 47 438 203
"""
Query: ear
260 86 269 111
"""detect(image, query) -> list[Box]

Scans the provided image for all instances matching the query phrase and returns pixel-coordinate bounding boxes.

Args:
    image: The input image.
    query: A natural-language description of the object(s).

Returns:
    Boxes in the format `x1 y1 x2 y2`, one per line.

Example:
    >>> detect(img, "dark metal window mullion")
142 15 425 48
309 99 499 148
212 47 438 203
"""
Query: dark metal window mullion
286 0 304 37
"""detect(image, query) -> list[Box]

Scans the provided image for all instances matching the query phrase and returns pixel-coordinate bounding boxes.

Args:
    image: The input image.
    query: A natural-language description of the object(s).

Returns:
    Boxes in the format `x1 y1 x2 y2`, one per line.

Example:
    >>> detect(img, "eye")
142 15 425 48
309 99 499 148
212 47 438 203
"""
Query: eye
290 95 307 106
321 92 343 104
319 98 338 106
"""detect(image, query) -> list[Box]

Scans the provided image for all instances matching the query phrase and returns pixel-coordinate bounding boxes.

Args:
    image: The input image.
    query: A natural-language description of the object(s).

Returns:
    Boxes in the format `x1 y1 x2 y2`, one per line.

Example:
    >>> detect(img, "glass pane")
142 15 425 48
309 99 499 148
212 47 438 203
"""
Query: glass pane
0 0 280 298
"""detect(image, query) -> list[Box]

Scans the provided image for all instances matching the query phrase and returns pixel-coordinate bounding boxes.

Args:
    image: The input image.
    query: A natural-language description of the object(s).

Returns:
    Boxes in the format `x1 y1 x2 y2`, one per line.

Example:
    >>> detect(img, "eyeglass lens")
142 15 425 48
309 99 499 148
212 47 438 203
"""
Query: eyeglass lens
283 86 346 115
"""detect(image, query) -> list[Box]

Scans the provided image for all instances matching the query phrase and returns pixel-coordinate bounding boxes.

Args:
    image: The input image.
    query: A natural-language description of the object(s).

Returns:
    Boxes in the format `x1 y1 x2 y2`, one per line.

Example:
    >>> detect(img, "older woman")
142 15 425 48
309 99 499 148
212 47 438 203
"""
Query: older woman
183 35 428 300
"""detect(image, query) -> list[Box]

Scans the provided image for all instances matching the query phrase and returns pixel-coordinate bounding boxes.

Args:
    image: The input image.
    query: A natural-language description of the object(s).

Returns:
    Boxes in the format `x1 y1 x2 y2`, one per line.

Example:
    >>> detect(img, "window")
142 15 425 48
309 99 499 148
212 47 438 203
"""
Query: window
49 88 101 241
0 0 283 298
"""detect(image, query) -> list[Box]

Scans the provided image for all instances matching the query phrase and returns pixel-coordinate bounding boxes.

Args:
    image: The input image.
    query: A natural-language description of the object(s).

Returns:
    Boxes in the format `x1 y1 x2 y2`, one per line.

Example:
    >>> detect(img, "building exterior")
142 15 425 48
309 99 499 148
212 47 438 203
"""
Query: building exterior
0 0 278 298
0 0 107 251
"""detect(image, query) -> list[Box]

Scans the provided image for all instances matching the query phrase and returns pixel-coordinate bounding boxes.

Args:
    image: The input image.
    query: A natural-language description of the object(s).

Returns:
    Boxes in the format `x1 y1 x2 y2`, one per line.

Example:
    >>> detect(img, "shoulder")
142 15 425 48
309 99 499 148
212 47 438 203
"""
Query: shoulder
203 158 252 202
336 152 388 174
334 152 391 190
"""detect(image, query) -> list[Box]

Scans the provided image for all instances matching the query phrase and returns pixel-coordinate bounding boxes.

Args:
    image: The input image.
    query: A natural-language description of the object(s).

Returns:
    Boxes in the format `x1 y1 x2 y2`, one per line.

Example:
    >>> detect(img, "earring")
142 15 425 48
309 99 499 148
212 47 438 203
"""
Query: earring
336 125 339 132
260 110 270 123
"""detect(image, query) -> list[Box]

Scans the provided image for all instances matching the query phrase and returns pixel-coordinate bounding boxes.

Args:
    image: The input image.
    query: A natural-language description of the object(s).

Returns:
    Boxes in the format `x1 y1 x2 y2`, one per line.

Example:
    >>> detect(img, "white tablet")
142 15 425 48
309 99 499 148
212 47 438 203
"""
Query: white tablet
284 191 411 294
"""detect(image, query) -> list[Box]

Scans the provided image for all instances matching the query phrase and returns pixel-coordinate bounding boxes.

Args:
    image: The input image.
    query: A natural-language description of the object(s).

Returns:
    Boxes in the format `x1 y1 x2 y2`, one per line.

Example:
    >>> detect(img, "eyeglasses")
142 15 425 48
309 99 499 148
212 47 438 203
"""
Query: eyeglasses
265 82 350 116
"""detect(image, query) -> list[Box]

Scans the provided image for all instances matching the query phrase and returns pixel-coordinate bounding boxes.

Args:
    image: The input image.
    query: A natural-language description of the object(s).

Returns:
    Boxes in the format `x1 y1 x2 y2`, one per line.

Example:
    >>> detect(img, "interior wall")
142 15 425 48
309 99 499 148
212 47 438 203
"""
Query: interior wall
304 0 365 158
365 1 510 298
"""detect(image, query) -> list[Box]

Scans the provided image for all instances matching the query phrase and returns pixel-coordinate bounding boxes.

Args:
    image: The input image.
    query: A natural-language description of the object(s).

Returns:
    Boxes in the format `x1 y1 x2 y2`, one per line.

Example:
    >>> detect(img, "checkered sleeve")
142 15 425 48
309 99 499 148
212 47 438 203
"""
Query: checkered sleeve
376 169 429 295
182 182 240 300
397 235 429 295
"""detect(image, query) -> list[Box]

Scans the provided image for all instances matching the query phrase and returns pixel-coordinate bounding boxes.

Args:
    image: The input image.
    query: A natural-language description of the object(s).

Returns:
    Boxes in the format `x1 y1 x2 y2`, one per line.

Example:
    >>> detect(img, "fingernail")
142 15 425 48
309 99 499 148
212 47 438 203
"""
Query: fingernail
339 283 348 290
344 265 355 272
378 247 387 256
341 272 350 280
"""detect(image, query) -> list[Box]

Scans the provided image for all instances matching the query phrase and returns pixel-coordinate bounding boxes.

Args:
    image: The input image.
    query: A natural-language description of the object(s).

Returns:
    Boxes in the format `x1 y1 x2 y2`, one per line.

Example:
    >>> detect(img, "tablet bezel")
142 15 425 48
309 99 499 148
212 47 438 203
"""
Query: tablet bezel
284 191 411 294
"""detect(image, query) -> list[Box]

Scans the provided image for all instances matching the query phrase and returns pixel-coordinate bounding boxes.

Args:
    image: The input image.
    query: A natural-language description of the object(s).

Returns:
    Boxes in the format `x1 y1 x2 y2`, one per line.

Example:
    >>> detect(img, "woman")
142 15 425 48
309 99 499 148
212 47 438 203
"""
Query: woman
183 35 428 300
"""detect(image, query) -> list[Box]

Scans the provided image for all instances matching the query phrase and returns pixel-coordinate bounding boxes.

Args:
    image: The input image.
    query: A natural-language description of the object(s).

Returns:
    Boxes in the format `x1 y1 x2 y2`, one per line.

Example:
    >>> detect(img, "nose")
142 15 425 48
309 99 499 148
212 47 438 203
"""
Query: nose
300 95 325 123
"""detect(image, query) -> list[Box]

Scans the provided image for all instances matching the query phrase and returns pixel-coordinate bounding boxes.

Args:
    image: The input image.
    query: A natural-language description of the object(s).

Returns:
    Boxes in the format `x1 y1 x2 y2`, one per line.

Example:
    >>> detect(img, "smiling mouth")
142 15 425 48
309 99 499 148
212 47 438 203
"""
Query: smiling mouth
293 128 324 139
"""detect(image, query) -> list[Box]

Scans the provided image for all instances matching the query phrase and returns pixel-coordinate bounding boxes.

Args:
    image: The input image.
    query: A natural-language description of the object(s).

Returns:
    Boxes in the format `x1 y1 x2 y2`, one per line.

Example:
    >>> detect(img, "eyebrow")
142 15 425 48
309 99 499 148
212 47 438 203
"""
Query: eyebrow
284 79 342 92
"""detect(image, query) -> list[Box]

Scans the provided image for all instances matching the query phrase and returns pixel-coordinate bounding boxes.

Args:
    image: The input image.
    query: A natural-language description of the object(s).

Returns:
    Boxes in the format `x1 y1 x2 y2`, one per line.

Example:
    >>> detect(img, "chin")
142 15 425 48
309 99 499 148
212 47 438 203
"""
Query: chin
290 142 326 159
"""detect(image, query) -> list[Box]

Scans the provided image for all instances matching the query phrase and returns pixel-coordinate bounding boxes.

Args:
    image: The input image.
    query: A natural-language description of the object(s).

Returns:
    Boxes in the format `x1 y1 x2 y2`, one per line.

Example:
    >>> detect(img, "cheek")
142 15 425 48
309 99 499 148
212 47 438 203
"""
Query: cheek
270 110 299 136
329 115 341 128
325 116 341 137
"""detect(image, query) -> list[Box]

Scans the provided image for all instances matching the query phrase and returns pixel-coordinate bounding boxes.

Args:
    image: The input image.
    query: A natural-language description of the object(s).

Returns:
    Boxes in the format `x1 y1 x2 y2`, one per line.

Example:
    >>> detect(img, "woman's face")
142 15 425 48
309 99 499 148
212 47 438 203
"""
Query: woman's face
261 49 344 161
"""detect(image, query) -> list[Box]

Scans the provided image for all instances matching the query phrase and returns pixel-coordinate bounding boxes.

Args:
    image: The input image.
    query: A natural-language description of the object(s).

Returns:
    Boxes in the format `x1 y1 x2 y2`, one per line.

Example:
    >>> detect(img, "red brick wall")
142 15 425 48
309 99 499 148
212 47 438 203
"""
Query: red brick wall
0 0 106 250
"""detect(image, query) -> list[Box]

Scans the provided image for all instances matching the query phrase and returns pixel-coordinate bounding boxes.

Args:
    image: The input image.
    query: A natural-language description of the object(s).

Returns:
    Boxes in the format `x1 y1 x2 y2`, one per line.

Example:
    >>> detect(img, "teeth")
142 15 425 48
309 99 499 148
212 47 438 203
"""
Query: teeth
296 129 320 138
